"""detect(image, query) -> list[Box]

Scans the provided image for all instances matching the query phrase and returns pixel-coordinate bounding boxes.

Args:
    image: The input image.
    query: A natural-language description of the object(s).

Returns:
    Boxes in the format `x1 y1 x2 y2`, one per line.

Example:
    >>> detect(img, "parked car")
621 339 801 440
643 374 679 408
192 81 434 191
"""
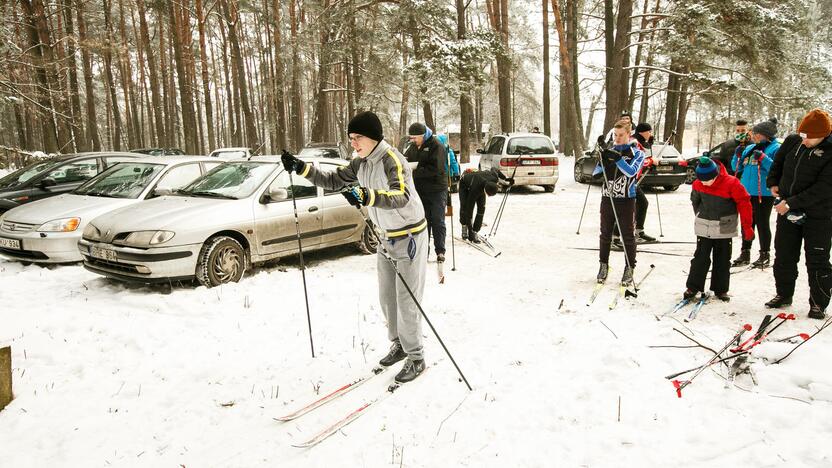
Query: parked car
684 140 743 184
574 143 687 191
130 148 186 156
209 147 256 160
299 142 351 160
0 152 141 216
78 157 377 287
0 156 219 263
477 133 559 192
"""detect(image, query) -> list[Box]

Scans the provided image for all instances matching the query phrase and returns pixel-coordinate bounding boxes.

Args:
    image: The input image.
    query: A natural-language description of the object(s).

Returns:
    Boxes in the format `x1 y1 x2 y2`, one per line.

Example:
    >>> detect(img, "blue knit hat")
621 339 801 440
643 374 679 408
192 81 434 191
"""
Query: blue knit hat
695 156 718 181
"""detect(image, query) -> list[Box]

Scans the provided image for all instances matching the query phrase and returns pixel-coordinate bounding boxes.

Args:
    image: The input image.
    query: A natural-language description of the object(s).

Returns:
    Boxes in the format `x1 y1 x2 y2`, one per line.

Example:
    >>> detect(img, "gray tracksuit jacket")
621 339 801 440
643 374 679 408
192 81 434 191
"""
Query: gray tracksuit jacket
299 140 427 240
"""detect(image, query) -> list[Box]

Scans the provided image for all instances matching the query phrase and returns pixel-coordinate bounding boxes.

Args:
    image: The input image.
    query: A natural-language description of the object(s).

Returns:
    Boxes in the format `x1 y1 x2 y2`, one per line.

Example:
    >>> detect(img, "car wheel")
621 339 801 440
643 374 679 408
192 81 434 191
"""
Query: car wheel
664 185 680 192
196 236 247 287
356 219 379 255
685 168 696 184
573 163 585 183
543 184 555 192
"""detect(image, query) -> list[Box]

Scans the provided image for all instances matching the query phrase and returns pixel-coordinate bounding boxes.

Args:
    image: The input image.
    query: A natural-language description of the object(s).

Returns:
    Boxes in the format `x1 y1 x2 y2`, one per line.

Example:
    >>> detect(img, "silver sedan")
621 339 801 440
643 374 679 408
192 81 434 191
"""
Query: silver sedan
78 157 376 287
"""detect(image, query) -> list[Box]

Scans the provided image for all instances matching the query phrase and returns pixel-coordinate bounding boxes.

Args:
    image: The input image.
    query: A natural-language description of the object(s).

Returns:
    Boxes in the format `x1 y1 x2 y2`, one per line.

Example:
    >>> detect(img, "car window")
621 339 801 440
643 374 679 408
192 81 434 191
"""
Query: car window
105 156 137 167
299 148 341 159
181 162 274 199
156 163 202 189
46 159 100 184
74 163 165 199
211 150 247 159
269 170 318 199
202 161 223 172
319 163 347 194
506 137 555 155
486 137 505 155
0 159 61 188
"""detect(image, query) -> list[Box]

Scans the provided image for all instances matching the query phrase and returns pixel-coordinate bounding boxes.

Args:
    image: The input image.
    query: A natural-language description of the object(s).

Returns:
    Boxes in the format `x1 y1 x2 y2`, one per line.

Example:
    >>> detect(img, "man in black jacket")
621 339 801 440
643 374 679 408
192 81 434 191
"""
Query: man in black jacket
404 123 447 262
765 108 832 320
458 168 512 243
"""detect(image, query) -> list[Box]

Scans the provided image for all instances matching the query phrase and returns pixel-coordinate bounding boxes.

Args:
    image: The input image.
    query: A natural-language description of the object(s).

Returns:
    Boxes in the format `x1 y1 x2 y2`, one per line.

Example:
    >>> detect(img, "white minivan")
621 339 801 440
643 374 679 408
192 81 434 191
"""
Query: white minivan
477 133 559 192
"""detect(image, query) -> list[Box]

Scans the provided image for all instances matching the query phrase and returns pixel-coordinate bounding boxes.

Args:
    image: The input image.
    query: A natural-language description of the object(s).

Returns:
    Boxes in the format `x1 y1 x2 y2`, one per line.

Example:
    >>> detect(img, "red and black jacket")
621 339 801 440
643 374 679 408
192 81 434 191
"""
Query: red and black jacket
691 162 753 240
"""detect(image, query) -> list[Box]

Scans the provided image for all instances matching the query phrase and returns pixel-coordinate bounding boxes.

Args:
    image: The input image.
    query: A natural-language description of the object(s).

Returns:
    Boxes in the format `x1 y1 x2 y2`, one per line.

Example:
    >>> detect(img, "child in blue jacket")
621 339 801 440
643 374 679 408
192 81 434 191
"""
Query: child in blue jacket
731 118 781 268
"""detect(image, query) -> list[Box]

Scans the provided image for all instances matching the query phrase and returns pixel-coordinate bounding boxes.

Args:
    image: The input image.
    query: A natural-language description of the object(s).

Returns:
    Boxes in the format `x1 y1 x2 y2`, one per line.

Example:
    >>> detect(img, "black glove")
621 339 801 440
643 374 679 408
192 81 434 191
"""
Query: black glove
601 148 622 164
342 186 370 207
596 134 608 150
507 177 515 186
281 150 305 174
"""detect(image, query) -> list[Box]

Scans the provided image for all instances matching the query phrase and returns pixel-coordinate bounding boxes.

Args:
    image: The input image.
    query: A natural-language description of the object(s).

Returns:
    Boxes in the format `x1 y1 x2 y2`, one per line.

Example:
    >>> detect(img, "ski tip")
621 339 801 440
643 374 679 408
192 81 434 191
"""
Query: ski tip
743 323 753 331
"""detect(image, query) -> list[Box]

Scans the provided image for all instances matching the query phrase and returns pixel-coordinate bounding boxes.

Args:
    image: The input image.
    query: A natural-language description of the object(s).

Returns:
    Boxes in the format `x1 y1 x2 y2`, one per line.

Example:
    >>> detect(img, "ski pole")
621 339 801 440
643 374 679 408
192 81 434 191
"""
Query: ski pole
669 324 752 397
731 313 794 353
446 160 456 272
284 154 315 359
598 146 637 292
576 177 592 235
655 191 664 237
488 153 523 238
347 197 473 391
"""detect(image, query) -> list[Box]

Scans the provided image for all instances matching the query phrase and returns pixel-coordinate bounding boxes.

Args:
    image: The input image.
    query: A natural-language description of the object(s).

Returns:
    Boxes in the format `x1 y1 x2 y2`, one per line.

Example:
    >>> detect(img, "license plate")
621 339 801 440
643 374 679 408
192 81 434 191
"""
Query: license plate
656 165 673 172
521 160 541 165
0 237 21 250
91 245 118 261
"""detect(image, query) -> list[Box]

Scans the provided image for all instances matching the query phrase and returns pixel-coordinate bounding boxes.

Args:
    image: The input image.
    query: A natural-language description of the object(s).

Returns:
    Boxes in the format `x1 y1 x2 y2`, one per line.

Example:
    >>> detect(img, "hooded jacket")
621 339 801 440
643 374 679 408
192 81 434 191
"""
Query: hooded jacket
592 141 645 199
691 162 753 240
732 138 780 198
299 140 427 240
767 133 832 219
404 128 447 194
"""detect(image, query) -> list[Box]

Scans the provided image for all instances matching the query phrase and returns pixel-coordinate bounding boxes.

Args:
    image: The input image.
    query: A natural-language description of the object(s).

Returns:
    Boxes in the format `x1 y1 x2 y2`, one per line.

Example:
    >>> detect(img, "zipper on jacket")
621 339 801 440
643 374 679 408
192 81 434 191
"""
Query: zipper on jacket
789 145 805 195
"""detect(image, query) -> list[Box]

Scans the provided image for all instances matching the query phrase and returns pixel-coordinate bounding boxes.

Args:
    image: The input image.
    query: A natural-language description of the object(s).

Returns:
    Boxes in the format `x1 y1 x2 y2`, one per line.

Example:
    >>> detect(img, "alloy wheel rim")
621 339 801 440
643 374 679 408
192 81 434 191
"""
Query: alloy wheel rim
213 246 241 282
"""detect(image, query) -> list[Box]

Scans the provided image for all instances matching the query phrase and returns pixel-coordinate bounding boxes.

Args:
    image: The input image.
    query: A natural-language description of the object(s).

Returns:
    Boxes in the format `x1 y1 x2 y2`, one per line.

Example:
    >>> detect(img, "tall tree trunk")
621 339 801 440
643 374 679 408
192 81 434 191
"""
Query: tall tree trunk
288 0 304 150
486 0 512 132
674 73 690 151
584 82 606 145
626 0 650 114
118 0 141 148
271 0 287 151
137 0 165 147
398 33 410 140
457 0 473 162
222 0 258 149
101 0 124 149
168 0 199 153
637 0 661 124
157 8 174 146
662 61 681 141
604 0 634 130
75 0 101 150
62 0 85 151
310 0 331 142
542 0 551 137
552 0 583 157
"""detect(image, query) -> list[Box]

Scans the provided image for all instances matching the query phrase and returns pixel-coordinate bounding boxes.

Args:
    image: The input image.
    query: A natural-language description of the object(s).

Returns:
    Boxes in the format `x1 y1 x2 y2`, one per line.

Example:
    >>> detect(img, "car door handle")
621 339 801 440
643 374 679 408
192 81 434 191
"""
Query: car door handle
308 206 319 212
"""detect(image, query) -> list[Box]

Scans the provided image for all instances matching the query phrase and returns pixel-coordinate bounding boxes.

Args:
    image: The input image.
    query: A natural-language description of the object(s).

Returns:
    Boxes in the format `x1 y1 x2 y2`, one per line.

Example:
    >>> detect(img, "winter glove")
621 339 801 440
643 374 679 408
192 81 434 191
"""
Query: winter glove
281 150 305 174
601 148 622 164
752 149 765 162
507 177 515 186
643 157 654 168
596 134 608 150
342 186 370 207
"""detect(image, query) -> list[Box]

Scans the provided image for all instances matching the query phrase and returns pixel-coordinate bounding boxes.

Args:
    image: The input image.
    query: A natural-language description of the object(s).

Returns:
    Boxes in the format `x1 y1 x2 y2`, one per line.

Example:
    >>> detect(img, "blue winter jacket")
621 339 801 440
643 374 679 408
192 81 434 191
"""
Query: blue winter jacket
436 134 460 179
731 139 780 197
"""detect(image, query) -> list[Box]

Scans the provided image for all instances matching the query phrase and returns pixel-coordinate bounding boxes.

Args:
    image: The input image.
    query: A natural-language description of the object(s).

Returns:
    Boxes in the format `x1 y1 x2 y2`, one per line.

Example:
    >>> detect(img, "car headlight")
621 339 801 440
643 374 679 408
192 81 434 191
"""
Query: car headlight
83 223 101 241
119 230 175 248
37 217 81 232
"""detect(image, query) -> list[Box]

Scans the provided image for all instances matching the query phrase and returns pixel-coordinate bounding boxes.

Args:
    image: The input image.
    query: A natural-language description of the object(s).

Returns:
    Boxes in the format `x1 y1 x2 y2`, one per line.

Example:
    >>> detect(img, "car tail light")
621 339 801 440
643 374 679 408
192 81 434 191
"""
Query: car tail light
500 158 518 167
500 157 559 166
540 158 558 166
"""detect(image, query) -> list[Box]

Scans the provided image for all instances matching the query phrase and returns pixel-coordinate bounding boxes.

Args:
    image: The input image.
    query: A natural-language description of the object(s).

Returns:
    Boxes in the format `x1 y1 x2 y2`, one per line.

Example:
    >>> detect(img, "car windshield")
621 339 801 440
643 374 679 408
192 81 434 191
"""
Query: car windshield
211 150 247 159
506 137 555 155
0 159 62 189
74 163 165 199
179 162 275 199
299 147 340 159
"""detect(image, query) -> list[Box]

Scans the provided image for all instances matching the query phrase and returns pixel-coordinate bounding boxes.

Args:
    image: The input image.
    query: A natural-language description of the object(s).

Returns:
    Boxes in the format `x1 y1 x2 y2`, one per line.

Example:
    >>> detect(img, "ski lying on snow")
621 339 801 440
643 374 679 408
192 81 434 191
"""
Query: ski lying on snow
274 366 388 422
587 281 605 306
437 261 445 284
454 236 501 257
684 294 710 322
291 370 428 448
570 247 690 258
608 284 626 310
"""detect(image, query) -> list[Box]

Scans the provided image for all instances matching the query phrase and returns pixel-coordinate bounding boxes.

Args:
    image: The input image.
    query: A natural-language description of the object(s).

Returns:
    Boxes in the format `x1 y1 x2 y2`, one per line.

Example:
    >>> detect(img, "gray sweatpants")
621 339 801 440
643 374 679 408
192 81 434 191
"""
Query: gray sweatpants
377 230 427 360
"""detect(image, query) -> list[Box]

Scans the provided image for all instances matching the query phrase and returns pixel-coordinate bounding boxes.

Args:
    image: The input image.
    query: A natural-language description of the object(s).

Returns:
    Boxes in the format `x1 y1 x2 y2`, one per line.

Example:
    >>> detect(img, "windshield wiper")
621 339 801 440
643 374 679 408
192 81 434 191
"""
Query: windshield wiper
189 190 237 200
79 190 118 198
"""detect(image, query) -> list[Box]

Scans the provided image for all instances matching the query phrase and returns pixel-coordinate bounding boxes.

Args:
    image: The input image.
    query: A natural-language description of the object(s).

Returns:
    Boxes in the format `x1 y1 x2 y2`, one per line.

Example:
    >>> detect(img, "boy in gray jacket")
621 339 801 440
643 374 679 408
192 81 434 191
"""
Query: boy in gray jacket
281 111 428 383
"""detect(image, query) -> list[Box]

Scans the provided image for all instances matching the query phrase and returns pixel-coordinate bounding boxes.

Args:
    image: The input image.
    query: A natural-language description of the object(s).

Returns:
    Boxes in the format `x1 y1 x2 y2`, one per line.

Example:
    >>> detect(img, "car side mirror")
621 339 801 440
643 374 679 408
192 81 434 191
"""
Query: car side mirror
153 187 173 197
266 187 289 203
38 178 57 189
476 148 484 154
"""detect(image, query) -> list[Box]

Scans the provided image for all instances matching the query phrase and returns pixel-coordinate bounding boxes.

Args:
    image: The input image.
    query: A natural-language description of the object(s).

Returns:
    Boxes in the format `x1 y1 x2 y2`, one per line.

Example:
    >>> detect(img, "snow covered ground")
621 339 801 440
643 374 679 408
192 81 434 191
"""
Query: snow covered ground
1 157 831 467
0 168 9 178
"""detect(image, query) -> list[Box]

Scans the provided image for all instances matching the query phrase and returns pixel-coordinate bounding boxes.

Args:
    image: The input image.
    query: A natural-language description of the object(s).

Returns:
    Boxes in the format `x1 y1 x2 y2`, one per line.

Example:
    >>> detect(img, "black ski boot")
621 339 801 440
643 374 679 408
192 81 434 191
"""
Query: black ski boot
469 231 482 244
808 304 827 320
379 340 407 367
636 229 656 243
461 225 469 239
683 288 698 300
715 292 731 302
732 249 751 267
394 357 426 383
621 266 634 285
436 253 445 263
765 295 792 309
597 262 609 283
751 251 770 269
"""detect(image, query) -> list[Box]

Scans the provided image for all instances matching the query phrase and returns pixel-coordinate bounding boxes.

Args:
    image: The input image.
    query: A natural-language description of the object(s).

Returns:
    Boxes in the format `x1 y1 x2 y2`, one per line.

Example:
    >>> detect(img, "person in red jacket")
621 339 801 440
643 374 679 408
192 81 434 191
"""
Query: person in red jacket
683 156 754 302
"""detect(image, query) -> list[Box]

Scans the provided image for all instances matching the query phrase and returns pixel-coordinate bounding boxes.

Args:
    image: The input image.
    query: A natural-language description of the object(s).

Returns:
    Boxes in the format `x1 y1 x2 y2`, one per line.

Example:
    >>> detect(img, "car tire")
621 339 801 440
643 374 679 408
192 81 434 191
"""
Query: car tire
685 168 696 185
664 185 680 191
356 219 379 255
573 163 585 183
542 184 555 192
196 236 247 287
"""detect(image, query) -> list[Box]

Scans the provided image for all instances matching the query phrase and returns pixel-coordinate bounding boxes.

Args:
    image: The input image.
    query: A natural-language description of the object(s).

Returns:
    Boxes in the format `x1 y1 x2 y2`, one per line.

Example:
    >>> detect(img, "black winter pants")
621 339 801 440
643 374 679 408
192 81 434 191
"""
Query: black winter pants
773 215 832 310
600 197 636 267
741 196 775 252
687 237 732 294
612 188 648 234
419 190 447 254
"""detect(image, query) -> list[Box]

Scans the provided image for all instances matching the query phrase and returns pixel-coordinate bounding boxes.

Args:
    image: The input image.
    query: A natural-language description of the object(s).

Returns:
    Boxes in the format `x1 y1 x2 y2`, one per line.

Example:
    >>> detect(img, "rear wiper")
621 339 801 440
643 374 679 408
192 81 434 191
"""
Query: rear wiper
189 190 237 200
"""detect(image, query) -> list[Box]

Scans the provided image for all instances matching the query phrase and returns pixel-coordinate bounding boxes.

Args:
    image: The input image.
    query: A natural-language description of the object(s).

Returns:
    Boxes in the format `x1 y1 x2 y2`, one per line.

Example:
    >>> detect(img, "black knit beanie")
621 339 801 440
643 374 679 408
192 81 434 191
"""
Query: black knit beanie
752 118 778 140
348 111 384 142
635 122 652 133
408 122 427 136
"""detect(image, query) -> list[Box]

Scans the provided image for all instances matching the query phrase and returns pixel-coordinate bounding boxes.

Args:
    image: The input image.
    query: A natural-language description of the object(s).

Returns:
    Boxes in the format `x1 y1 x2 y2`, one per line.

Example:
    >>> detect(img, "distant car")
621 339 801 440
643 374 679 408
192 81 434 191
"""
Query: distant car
299 142 350 160
209 147 256 160
574 143 687 191
130 148 186 156
476 133 559 192
78 157 377 287
0 152 141 216
684 140 740 184
0 157 219 263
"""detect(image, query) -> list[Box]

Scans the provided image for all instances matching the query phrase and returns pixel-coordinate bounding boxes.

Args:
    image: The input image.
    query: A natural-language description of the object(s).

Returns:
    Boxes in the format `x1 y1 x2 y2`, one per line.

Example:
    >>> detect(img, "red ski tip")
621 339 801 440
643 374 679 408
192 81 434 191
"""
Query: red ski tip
672 379 684 398
786 314 796 320
799 333 810 341
743 324 753 331
777 312 787 319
